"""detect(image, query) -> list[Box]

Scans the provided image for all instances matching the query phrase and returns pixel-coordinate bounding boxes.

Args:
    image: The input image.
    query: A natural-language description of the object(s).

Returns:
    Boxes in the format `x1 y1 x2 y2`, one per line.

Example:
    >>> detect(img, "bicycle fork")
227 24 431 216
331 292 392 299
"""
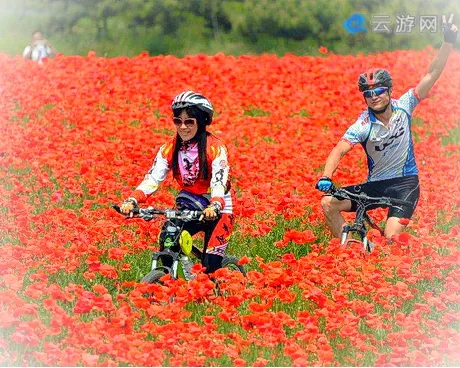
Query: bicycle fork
341 225 373 252
341 207 374 253
150 249 180 277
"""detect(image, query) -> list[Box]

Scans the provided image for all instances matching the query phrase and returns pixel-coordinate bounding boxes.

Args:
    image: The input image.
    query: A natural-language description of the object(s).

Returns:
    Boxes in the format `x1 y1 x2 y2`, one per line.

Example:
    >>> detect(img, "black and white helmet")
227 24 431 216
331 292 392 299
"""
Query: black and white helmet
171 91 214 124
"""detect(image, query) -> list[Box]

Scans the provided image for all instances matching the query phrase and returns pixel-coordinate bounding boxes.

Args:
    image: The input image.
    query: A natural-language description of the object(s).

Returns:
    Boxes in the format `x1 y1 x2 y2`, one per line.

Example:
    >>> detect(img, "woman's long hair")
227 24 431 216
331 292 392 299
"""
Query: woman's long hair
171 106 209 180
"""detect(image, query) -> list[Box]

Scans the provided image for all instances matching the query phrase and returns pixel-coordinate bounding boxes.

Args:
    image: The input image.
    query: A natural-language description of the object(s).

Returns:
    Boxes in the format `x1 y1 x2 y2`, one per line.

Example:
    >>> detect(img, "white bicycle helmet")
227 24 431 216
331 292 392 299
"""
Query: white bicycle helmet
171 91 214 124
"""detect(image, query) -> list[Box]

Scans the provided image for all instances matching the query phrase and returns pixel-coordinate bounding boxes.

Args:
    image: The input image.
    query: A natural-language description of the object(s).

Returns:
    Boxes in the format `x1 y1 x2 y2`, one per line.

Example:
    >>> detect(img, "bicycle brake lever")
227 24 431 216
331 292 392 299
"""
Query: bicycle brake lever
181 210 201 221
380 197 395 207
139 208 155 221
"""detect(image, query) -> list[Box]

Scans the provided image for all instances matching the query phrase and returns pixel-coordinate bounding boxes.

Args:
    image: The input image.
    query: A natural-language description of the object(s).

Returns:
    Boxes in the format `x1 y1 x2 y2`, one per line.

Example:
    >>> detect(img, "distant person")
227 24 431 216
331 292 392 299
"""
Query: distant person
22 31 56 64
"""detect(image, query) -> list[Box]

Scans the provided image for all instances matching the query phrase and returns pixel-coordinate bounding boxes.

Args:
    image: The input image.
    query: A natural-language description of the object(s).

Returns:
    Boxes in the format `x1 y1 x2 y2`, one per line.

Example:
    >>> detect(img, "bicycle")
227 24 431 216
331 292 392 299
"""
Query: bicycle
326 185 412 253
112 204 246 284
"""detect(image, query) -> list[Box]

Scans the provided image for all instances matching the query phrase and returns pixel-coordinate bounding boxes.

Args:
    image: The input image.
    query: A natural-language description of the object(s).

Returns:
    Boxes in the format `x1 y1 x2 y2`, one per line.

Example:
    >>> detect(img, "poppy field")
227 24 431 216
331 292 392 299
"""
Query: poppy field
0 48 459 366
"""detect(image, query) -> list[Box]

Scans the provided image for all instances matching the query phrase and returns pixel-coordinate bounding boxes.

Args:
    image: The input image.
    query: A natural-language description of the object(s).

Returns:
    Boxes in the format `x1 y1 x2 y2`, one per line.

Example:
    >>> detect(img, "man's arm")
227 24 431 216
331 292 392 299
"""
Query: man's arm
415 14 457 99
322 140 353 179
22 46 32 59
45 41 57 57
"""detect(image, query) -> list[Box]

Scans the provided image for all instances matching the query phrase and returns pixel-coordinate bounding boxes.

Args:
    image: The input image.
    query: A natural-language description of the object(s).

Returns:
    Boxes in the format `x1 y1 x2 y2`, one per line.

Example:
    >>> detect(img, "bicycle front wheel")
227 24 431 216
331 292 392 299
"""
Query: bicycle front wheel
141 269 167 284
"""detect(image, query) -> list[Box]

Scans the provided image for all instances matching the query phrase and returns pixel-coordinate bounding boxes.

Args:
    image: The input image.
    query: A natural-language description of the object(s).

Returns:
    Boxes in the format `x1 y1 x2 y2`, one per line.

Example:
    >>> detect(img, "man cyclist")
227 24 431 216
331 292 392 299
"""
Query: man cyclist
316 14 457 239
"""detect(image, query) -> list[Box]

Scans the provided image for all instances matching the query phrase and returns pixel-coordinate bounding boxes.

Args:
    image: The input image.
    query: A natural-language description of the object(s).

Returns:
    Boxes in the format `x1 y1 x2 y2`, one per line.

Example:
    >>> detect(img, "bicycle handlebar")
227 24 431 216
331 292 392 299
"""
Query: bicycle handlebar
328 186 412 207
112 204 203 221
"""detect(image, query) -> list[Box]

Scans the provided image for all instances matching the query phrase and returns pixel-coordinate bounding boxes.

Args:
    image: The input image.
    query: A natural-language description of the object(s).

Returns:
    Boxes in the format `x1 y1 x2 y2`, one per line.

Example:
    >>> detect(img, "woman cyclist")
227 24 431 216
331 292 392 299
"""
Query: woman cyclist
120 91 234 274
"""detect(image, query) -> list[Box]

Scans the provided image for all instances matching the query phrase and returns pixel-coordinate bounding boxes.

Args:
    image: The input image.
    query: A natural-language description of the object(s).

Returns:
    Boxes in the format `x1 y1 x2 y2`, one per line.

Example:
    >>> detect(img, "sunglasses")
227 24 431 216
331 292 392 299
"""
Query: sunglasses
172 117 197 128
363 86 389 98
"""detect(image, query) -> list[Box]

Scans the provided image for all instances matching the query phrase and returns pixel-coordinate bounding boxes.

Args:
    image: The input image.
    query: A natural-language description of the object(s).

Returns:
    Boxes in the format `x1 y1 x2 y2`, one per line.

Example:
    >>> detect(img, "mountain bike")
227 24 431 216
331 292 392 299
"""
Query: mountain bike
112 204 246 284
327 185 412 253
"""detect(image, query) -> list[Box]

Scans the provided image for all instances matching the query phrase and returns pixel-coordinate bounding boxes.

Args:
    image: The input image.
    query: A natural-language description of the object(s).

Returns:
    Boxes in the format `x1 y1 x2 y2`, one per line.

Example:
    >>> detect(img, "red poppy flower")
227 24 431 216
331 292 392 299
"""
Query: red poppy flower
1 49 459 367
237 256 251 265
399 218 410 225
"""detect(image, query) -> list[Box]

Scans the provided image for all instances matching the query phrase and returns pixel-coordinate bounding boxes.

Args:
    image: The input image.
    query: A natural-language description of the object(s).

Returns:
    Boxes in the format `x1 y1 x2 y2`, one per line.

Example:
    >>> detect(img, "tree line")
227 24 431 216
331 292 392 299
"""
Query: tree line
5 0 460 57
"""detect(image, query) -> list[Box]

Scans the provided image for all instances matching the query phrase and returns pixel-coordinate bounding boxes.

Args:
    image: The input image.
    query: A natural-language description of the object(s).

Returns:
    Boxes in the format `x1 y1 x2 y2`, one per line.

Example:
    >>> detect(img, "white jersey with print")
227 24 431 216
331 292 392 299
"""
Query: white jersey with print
135 140 233 213
341 88 421 182
23 44 52 62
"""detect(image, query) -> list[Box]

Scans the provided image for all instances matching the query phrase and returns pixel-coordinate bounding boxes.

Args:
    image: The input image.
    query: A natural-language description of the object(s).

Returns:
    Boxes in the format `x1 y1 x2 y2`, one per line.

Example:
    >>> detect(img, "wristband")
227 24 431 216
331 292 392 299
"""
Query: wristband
316 176 333 191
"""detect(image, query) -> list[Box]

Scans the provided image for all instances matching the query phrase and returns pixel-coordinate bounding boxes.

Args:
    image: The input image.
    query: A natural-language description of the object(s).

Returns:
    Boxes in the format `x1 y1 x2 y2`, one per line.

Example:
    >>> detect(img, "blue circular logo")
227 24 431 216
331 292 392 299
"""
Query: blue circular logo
344 13 367 34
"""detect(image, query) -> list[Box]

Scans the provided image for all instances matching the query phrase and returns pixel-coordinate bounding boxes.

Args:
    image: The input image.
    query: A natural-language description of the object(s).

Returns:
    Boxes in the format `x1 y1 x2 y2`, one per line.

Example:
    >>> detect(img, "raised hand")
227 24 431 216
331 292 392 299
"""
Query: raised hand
443 14 458 44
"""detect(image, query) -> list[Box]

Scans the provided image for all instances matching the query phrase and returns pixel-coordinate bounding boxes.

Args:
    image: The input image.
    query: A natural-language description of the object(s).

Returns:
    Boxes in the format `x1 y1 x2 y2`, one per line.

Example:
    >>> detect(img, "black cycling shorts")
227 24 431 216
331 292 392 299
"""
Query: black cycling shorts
342 175 420 219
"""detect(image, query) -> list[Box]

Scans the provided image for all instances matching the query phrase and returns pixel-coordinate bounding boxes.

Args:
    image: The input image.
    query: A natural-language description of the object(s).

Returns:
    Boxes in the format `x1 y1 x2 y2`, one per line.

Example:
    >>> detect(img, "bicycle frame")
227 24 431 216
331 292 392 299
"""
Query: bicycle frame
112 204 215 279
328 186 410 253
150 217 214 278
112 204 246 292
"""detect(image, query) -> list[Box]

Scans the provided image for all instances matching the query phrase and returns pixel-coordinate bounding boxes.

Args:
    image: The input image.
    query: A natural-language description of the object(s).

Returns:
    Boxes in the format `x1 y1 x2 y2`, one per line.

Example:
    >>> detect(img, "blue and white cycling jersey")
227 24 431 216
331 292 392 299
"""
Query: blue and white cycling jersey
341 88 422 182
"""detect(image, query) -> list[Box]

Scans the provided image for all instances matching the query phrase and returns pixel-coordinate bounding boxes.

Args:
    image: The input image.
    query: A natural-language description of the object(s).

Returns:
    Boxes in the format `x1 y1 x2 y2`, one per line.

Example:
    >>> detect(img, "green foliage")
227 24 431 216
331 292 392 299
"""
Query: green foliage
237 0 348 42
1 0 460 56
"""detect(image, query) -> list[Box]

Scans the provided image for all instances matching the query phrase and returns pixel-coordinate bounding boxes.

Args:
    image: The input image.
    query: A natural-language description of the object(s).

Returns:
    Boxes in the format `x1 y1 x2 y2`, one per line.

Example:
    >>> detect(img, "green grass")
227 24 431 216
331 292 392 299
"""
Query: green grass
152 127 175 136
243 107 271 117
3 214 458 366
434 209 460 234
290 109 312 118
441 124 460 146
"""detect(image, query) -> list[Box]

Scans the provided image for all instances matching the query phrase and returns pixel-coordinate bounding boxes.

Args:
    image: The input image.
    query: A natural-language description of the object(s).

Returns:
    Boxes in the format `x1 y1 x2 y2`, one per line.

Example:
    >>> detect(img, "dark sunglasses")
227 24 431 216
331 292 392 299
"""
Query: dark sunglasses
172 117 197 128
363 86 389 98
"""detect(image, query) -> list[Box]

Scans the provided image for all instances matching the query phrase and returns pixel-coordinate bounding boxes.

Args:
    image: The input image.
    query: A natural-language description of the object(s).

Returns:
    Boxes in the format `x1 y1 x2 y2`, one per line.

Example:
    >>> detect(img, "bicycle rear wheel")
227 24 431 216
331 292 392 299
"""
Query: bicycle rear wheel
213 255 246 297
222 255 246 276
